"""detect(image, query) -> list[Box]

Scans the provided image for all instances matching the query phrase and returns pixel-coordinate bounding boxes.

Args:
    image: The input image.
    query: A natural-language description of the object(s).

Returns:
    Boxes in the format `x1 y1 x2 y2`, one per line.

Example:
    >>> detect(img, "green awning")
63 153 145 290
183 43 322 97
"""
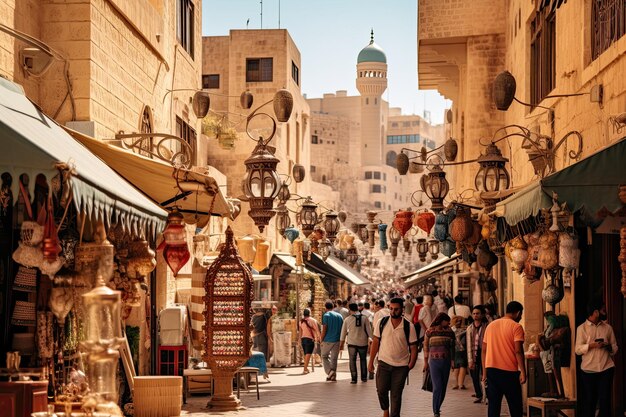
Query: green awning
495 137 626 225
0 81 166 237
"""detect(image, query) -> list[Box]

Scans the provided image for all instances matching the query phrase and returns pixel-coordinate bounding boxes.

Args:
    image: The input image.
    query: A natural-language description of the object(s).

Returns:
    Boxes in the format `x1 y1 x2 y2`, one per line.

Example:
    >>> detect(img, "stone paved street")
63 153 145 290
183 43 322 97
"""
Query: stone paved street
183 352 510 417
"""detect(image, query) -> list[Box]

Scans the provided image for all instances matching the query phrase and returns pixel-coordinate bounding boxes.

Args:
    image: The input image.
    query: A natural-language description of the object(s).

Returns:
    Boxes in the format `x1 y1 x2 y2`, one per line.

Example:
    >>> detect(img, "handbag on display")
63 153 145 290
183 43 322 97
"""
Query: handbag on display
12 265 37 292
422 369 433 392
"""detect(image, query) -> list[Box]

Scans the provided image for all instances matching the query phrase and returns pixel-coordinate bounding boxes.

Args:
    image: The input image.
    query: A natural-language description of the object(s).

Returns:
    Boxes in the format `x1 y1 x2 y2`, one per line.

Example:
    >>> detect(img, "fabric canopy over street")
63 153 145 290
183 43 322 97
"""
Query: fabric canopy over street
271 253 314 275
0 81 166 236
494 137 626 225
305 253 370 286
66 128 233 226
403 254 460 288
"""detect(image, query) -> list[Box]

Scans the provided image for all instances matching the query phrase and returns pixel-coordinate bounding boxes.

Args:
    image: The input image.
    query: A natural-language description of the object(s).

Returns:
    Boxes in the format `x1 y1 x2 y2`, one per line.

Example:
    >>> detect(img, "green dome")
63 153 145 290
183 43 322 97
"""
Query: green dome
357 41 387 64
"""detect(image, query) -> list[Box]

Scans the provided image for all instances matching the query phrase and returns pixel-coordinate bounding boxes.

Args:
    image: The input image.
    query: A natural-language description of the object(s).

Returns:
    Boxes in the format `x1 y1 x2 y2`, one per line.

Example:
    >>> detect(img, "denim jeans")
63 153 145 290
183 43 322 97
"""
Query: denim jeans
580 367 614 417
321 341 340 375
348 345 368 382
486 368 522 417
429 358 451 414
375 360 409 417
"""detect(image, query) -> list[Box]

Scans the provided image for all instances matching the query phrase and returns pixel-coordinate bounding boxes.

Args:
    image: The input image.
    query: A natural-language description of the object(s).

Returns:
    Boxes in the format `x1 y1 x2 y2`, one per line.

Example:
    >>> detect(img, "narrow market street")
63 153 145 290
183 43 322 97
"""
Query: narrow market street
183 352 506 417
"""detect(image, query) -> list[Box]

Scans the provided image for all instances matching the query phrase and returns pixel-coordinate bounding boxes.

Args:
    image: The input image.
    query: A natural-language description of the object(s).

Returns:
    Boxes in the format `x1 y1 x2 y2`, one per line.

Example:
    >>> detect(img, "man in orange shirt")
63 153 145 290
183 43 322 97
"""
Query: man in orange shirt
481 301 526 417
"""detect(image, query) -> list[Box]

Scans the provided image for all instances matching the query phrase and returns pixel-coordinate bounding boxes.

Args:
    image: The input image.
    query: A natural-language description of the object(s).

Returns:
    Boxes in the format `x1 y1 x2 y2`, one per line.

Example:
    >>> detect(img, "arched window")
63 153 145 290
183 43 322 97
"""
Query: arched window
139 105 153 158
386 150 397 167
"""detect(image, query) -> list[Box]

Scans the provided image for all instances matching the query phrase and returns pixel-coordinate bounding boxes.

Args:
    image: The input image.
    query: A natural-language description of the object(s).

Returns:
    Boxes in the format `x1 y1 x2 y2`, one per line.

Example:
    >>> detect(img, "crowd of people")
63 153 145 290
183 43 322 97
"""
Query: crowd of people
251 291 618 417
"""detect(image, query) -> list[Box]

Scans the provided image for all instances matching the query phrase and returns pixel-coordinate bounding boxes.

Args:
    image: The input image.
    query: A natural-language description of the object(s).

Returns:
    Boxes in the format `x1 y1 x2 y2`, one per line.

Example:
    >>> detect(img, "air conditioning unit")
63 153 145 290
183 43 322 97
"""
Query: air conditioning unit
20 47 54 77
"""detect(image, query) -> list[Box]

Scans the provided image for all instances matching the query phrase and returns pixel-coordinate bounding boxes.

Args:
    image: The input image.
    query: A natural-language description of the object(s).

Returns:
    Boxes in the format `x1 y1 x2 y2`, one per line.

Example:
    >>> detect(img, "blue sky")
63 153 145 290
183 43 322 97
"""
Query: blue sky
202 0 449 124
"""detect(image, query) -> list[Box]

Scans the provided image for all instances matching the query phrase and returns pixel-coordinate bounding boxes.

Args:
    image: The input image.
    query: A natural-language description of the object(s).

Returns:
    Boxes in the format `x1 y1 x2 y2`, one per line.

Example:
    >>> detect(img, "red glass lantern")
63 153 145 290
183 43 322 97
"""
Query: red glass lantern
415 211 435 236
392 210 414 237
158 209 191 277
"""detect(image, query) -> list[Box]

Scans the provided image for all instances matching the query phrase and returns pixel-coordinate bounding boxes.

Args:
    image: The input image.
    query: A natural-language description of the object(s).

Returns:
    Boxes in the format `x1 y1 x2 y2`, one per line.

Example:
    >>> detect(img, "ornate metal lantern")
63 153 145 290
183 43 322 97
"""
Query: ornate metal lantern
318 238 332 262
243 142 281 232
292 164 306 183
416 238 429 262
475 144 510 192
428 239 440 260
203 227 253 410
396 151 409 175
420 165 449 212
277 181 291 204
346 246 359 267
323 211 341 243
388 226 402 260
298 197 319 237
403 234 412 253
275 205 291 236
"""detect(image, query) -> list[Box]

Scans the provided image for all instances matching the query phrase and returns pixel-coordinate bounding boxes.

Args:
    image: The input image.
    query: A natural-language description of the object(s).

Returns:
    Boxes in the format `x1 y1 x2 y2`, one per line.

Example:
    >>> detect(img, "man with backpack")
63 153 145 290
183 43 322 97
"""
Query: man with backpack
321 300 344 381
340 303 373 383
368 297 418 417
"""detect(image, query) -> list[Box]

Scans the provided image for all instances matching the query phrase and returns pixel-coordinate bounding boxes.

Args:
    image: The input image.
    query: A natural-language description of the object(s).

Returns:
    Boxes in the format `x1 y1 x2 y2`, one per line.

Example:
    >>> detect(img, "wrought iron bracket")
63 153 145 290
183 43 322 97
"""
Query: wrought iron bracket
111 132 194 169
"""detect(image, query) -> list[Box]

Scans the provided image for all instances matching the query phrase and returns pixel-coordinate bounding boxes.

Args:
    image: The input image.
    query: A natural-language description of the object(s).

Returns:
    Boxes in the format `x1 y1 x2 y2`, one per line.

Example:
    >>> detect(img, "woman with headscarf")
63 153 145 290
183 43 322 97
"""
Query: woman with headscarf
423 312 456 417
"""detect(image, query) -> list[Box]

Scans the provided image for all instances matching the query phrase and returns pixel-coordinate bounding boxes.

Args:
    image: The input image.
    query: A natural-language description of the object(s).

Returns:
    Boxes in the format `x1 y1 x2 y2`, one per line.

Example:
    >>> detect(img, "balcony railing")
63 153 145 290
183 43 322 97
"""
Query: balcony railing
592 0 626 60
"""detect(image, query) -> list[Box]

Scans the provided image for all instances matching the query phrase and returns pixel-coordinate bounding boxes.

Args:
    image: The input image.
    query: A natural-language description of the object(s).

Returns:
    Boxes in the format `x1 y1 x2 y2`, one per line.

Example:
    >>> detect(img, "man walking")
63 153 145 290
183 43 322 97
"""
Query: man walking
334 298 349 319
373 299 390 327
368 297 418 417
575 303 618 417
340 303 372 383
321 300 343 381
467 305 488 403
481 301 526 417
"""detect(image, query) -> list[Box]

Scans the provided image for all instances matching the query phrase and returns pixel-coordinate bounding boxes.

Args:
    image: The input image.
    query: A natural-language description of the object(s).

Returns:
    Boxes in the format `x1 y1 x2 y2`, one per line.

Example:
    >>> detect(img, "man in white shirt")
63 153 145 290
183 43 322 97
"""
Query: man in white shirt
418 295 437 335
368 297 418 417
575 303 618 417
448 295 471 322
432 290 447 313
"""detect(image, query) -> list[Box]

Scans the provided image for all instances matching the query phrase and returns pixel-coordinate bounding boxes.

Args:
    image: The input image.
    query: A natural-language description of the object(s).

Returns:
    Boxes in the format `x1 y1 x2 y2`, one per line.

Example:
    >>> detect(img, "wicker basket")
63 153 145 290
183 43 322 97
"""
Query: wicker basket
133 376 182 417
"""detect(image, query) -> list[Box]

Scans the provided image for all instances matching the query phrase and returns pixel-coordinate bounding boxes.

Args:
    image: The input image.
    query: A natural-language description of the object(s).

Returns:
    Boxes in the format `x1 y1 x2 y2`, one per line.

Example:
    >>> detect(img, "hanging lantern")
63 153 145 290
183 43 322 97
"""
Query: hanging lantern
81 276 123 351
158 209 190 277
273 89 294 123
510 236 529 273
416 238 428 262
449 206 473 242
338 211 347 223
350 222 360 234
277 182 291 205
252 239 271 272
236 236 256 264
366 210 378 224
475 144 510 193
346 246 359 267
243 142 281 232
292 164 306 183
367 223 377 249
240 90 254 109
477 240 499 271
558 233 580 270
275 205 291 236
428 239 440 259
378 223 388 252
389 226 402 260
298 197 319 237
323 211 341 243
402 234 412 253
358 223 369 242
392 209 414 237
420 165 449 212
444 138 458 161
441 239 455 257
396 151 409 175
318 238 332 262
416 211 436 235
284 225 300 243
493 70 517 111
192 91 210 118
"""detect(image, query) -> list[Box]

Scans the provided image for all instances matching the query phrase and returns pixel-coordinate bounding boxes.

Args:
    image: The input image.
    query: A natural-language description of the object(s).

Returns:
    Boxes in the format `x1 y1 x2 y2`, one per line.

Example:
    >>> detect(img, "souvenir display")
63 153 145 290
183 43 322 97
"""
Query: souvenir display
12 265 37 292
158 209 190 276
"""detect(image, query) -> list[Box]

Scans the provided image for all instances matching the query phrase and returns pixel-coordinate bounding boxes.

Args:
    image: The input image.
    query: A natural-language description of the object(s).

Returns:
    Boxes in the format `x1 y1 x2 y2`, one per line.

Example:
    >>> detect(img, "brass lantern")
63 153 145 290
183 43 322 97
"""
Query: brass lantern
388 226 402 260
318 238 332 262
420 165 449 212
416 238 429 262
275 205 291 236
243 142 281 232
277 181 291 205
428 239 440 260
298 197 319 237
323 211 341 243
475 144 510 192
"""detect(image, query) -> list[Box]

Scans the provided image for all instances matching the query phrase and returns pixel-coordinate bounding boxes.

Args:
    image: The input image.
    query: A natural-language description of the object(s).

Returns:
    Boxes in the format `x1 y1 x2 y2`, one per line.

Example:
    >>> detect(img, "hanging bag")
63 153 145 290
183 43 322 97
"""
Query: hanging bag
422 368 433 392
12 181 43 268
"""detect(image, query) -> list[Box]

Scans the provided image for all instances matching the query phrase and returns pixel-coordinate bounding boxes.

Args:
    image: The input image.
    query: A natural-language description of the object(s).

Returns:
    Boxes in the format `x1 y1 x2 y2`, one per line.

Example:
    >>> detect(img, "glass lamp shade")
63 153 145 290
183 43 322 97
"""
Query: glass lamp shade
284 225 300 243
388 226 402 247
236 236 257 264
82 279 123 350
416 238 429 261
428 239 440 259
475 144 510 192
243 143 281 232
275 205 291 236
420 166 449 212
299 198 319 236
277 182 291 204
86 349 119 403
323 212 341 243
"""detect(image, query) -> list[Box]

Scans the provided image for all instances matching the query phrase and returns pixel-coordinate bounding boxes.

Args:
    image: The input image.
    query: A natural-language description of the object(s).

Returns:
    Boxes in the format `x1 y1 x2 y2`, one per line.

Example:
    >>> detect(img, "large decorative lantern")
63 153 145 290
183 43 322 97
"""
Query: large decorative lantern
323 211 341 243
420 165 449 212
235 235 256 264
392 210 414 237
275 205 291 236
277 182 291 205
243 142 281 232
157 209 190 277
475 144 510 192
298 197 319 237
203 227 253 410
416 211 436 235
493 70 517 111
273 89 294 123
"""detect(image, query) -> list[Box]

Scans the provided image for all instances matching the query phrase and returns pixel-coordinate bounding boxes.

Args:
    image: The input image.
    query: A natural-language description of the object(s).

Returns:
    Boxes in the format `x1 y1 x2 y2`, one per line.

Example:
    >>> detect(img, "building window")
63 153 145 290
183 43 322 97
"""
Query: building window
592 0 626 60
371 185 381 193
373 172 381 179
374 202 382 209
366 98 369 105
383 173 386 181
202 74 219 89
385 151 397 167
311 165 316 173
391 122 398 127
311 135 318 144
292 61 299 85
246 58 273 82
530 9 556 106
175 116 196 164
365 171 372 180
176 0 194 58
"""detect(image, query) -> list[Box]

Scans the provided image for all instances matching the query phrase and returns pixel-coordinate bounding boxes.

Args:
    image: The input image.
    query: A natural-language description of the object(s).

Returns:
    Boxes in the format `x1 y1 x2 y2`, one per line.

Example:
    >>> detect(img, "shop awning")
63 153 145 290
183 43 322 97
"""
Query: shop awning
403 254 460 288
65 128 233 226
0 81 166 236
271 253 314 275
305 253 370 286
494 137 626 225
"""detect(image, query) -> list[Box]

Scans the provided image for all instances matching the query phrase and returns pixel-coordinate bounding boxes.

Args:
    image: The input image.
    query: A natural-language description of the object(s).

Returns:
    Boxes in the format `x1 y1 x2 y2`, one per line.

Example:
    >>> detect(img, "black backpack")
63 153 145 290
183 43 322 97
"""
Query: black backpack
378 316 412 346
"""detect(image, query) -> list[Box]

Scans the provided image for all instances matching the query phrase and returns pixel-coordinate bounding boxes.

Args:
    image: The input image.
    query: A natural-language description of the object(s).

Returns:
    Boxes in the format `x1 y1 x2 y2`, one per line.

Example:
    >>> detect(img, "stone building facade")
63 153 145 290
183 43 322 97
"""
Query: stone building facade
418 0 626 410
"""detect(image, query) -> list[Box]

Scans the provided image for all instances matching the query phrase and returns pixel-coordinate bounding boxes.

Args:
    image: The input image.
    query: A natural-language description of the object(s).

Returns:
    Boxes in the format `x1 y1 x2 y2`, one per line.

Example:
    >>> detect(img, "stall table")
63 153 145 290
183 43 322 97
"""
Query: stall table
527 397 576 417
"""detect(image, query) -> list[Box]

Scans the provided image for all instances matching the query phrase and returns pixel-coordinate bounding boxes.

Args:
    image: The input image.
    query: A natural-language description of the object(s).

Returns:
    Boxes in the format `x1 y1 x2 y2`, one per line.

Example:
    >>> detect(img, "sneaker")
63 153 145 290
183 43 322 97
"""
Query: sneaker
350 380 357 384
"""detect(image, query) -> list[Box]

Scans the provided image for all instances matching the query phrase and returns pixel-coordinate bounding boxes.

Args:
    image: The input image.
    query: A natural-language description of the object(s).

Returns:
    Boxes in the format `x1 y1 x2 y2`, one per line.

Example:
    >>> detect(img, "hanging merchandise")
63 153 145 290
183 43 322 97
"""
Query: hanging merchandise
12 182 44 268
392 210 414 237
252 238 270 271
49 284 74 326
12 265 37 292
619 226 626 297
415 211 435 235
378 223 388 252
558 233 580 270
477 240 498 271
509 236 529 273
449 206 473 242
158 209 190 276
536 231 559 270
11 300 36 326
37 311 54 359
284 225 300 243
542 270 565 308
75 221 114 287
434 211 449 242
441 239 455 257
127 238 157 279
235 235 256 264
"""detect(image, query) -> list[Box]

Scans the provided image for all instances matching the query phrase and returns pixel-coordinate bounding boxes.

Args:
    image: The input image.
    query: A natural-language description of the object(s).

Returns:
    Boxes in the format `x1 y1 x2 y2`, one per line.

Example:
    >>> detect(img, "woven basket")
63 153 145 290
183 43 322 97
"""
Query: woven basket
134 376 182 417
13 265 37 292
12 300 36 326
